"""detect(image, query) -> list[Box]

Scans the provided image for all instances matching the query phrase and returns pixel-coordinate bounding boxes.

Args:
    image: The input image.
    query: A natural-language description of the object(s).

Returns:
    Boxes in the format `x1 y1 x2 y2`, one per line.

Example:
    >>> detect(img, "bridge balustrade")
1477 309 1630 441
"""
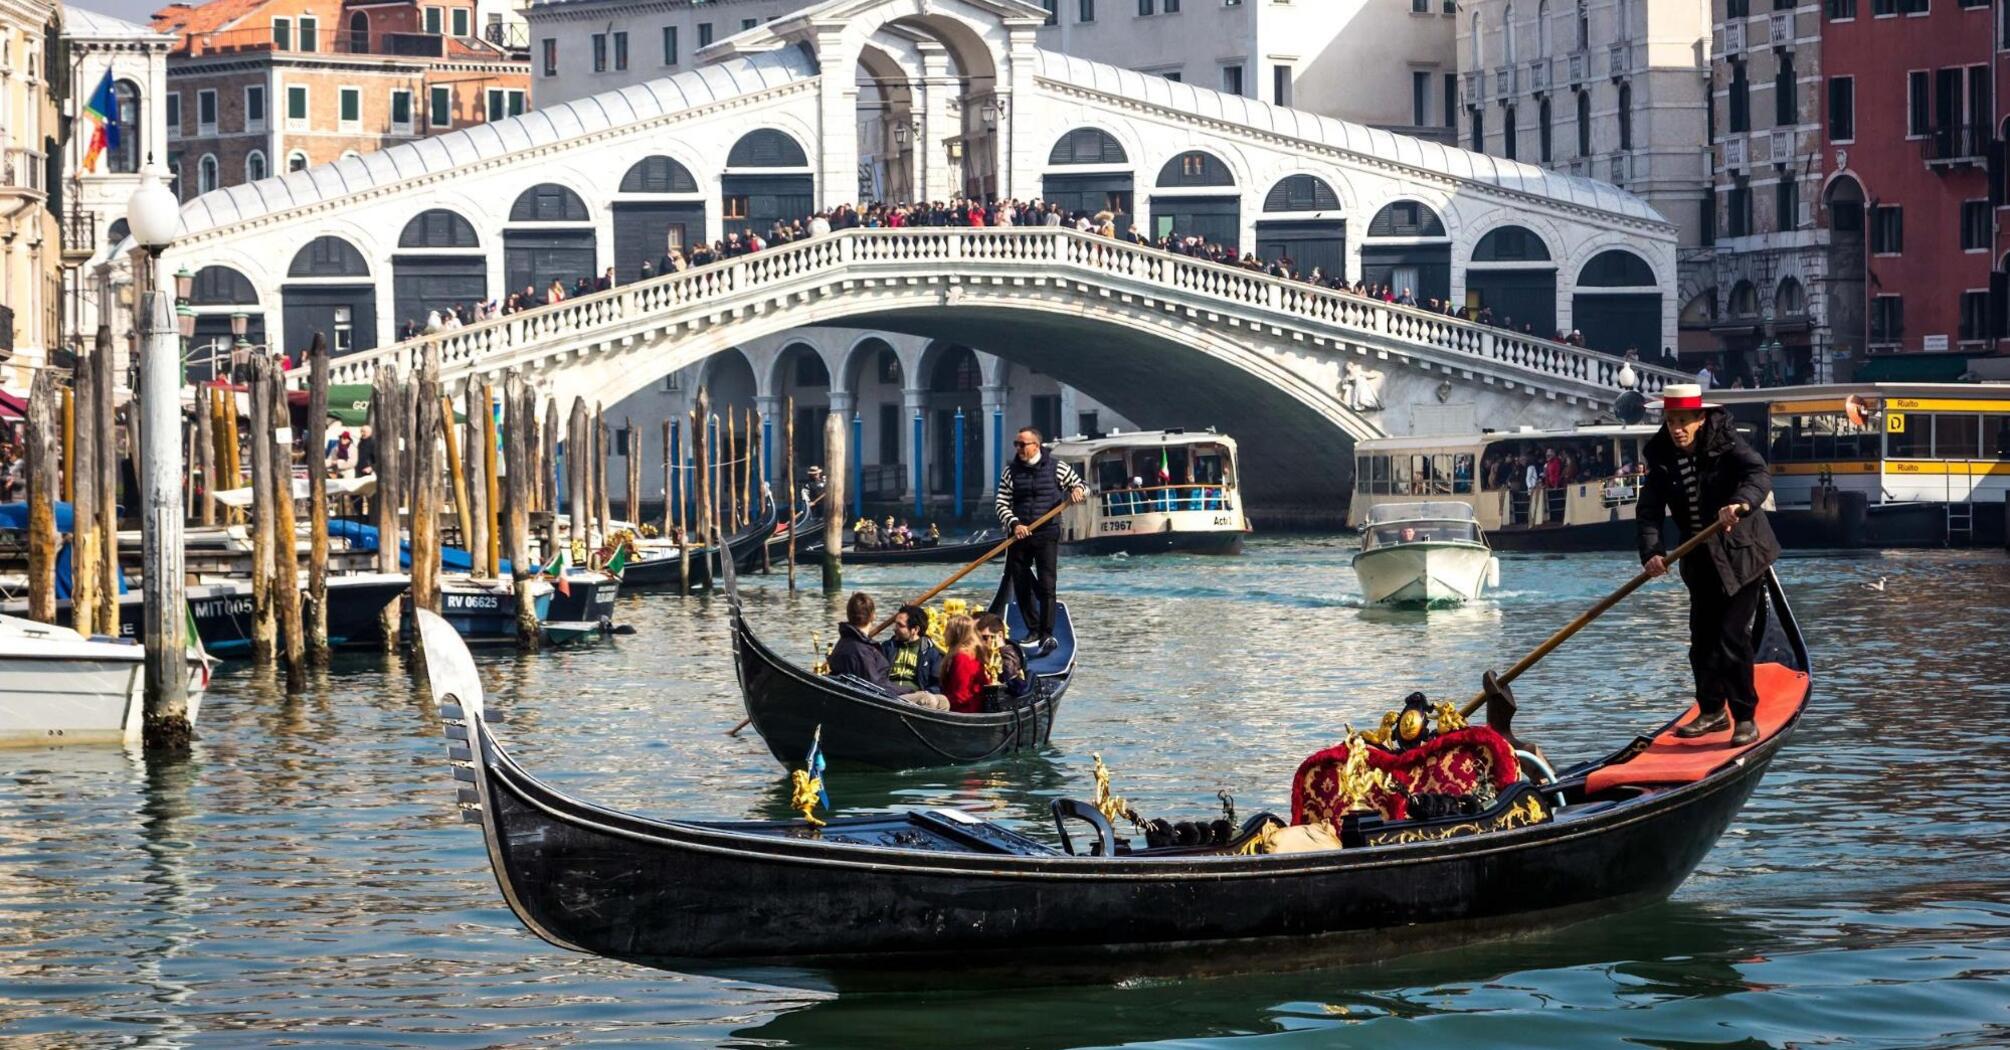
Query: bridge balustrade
320 227 1683 400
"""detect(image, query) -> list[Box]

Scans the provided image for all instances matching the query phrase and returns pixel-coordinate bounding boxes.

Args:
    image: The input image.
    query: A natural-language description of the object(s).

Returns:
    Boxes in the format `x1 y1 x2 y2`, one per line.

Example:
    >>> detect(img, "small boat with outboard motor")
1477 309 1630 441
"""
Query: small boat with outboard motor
1352 501 1500 606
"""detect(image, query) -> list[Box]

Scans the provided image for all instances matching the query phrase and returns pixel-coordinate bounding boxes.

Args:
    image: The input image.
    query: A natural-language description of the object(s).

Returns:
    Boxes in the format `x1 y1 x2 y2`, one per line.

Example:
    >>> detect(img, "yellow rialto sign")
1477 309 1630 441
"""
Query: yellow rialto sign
1886 412 1906 434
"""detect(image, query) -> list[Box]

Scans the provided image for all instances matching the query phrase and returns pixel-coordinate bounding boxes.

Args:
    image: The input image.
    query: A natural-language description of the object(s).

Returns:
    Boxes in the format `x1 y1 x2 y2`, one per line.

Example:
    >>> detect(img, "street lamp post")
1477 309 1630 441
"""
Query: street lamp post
125 162 191 751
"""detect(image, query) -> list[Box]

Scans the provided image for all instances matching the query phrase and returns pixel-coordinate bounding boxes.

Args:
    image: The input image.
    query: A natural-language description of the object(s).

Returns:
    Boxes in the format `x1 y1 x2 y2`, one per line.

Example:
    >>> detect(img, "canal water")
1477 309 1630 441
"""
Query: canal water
3 539 2006 1048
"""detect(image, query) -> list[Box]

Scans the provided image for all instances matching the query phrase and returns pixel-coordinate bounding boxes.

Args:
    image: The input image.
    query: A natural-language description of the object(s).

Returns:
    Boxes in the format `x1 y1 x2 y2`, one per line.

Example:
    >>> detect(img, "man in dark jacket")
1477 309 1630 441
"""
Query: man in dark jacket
824 591 893 694
994 427 1086 652
1638 384 1781 746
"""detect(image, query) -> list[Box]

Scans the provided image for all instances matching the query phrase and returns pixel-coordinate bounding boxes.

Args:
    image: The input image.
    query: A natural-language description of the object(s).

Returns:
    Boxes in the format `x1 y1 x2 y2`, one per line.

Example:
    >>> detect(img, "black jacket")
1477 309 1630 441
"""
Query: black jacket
878 636 943 691
995 454 1083 536
1637 409 1780 595
825 623 892 693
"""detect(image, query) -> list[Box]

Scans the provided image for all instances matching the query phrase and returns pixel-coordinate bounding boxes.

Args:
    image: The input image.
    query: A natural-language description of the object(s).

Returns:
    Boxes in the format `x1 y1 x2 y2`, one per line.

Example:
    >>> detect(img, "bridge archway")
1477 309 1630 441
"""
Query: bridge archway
284 235 374 357
505 184 594 299
393 209 484 338
1044 128 1134 232
841 336 907 494
1150 150 1240 248
918 343 983 498
1466 224 1556 335
189 264 262 381
1571 248 1660 355
1362 200 1451 304
723 130 814 241
770 341 835 474
1256 174 1345 277
614 155 704 282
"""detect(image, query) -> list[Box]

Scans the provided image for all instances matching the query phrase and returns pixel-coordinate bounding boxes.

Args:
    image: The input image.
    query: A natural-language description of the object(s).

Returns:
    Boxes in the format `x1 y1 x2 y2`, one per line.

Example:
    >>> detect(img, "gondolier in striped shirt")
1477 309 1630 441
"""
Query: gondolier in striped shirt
1637 383 1780 747
995 427 1086 653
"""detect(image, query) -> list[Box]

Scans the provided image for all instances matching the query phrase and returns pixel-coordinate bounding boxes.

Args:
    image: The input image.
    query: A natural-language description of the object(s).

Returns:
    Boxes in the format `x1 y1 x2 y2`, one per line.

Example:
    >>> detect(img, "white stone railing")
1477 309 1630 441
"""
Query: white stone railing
319 227 1684 398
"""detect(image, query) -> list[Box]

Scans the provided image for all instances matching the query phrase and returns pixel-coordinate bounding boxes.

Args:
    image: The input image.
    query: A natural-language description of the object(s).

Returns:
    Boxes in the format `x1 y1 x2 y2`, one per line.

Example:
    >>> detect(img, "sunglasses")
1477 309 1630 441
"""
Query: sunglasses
1014 440 1038 448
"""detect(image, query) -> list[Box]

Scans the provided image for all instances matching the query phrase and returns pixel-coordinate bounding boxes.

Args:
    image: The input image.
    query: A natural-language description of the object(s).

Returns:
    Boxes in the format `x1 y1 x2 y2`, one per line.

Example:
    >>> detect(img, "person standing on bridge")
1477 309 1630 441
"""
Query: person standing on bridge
995 428 1086 654
1638 384 1779 747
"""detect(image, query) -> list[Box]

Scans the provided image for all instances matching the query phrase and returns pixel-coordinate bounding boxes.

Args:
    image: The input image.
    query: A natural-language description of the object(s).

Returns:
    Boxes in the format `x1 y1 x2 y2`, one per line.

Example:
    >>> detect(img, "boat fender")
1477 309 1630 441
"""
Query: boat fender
1485 557 1501 590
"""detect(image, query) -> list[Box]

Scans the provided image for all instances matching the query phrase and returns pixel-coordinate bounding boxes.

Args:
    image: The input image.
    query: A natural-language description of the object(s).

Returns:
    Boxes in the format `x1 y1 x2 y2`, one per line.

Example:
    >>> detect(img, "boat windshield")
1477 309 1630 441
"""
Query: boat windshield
1362 501 1475 525
1364 520 1481 547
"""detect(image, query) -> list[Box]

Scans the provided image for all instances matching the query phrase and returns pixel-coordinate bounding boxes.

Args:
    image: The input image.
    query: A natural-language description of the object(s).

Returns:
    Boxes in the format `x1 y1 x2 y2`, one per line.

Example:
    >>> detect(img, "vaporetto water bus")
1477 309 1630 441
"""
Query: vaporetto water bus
1712 383 2009 548
1348 425 1662 551
1048 430 1250 555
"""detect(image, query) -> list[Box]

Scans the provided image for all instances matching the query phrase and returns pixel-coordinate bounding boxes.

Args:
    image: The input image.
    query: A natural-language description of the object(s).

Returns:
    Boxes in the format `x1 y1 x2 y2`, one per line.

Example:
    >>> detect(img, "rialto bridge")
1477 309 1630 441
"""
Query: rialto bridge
143 0 1685 509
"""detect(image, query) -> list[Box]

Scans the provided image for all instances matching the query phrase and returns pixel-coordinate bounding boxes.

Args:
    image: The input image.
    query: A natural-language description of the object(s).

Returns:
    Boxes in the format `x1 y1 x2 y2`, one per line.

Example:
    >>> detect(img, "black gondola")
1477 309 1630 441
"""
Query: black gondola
797 529 1003 565
725 552 1075 770
619 499 778 590
418 567 1809 982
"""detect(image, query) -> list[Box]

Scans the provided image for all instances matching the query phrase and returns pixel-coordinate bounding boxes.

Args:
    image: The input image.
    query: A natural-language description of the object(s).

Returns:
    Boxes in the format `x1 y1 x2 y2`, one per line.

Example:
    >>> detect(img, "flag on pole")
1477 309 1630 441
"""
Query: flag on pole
540 548 570 596
81 70 119 171
1157 446 1171 484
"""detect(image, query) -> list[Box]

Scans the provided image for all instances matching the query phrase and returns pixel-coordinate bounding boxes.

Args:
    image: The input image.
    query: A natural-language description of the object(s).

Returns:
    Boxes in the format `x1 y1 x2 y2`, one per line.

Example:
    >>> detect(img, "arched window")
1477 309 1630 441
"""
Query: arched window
1578 249 1655 286
1472 225 1552 261
1775 277 1806 317
110 80 141 174
1262 174 1340 212
1537 0 1552 58
1617 83 1633 150
190 264 259 305
619 155 699 193
1539 97 1554 162
399 208 480 248
1048 128 1128 165
1155 150 1234 187
1729 281 1759 317
1576 0 1589 50
1614 0 1629 40
1470 13 1485 69
1368 200 1447 237
1503 5 1517 66
348 11 368 52
726 129 809 168
198 153 218 194
1504 105 1518 160
509 183 590 222
288 235 370 278
287 150 309 172
245 150 266 182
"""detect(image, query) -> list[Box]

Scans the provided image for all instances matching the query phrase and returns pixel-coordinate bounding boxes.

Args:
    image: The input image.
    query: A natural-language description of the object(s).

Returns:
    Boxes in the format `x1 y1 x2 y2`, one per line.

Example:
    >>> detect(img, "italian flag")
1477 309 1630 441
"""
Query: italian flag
541 549 570 596
1157 447 1171 484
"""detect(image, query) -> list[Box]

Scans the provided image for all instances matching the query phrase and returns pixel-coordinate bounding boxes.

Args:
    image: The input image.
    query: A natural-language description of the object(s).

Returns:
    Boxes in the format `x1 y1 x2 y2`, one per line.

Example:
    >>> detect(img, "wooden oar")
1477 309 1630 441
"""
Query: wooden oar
864 500 1070 639
1459 519 1728 718
727 499 1072 737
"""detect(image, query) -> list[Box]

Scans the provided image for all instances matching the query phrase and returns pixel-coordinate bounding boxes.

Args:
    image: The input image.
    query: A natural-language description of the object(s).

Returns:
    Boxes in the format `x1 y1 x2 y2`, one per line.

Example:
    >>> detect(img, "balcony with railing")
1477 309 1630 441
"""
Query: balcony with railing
182 24 472 59
1567 50 1588 85
1723 20 1745 54
62 205 97 259
1769 127 1796 165
1609 154 1629 184
1767 11 1793 49
0 147 45 199
1494 65 1518 96
1922 123 1988 167
1462 70 1482 105
1724 136 1748 170
1608 42 1630 79
1527 59 1549 93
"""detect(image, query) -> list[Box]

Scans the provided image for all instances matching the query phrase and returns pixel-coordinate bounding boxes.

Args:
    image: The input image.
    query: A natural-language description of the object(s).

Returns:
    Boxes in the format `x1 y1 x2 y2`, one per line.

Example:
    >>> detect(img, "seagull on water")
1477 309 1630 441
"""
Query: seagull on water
1865 576 1887 592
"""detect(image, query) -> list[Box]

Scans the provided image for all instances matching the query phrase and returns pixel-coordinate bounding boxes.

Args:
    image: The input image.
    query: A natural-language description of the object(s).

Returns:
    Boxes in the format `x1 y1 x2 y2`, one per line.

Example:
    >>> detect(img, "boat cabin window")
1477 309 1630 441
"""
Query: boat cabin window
1091 443 1234 517
1881 411 2008 461
1353 453 1473 495
1765 411 1879 464
1476 436 1632 491
1367 520 1480 546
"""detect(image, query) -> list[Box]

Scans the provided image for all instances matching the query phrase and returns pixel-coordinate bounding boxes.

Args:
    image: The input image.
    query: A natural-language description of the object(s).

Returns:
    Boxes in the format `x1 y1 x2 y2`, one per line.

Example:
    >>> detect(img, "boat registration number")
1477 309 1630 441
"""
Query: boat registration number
194 596 254 619
595 586 618 603
1099 520 1132 533
448 595 501 611
1213 515 1234 526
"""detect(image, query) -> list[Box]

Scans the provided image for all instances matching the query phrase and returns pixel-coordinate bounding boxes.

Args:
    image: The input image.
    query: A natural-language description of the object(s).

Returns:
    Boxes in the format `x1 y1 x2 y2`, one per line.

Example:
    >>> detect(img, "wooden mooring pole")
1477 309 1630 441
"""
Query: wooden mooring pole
822 409 845 594
25 372 59 624
504 372 540 651
248 355 277 665
305 333 331 664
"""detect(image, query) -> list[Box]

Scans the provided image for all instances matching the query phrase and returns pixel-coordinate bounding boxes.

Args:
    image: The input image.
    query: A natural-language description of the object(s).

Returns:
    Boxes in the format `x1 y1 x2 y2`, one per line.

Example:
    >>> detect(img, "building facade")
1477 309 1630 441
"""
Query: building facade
1457 0 1711 359
62 7 176 374
1818 0 1994 377
1 0 64 389
151 0 530 201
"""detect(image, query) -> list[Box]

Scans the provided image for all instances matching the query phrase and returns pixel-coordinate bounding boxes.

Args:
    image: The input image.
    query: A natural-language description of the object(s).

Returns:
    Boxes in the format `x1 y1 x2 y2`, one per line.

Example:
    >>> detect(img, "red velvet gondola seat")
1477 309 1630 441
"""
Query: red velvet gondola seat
1291 726 1523 827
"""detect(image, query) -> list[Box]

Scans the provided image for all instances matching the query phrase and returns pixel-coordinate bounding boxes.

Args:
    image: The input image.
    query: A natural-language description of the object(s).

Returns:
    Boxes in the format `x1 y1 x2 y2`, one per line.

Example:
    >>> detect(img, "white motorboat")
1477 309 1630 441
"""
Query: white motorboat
0 616 212 747
1351 501 1499 606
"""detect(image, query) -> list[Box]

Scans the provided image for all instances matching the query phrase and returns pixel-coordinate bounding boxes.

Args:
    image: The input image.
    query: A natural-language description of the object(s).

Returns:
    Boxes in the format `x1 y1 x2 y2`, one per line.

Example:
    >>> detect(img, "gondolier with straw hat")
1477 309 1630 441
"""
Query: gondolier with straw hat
1638 382 1780 746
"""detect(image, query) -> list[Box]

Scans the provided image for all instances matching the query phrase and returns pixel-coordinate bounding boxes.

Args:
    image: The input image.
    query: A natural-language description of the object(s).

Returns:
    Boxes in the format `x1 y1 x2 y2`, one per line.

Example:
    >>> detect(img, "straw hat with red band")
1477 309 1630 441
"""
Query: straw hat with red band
1652 383 1719 412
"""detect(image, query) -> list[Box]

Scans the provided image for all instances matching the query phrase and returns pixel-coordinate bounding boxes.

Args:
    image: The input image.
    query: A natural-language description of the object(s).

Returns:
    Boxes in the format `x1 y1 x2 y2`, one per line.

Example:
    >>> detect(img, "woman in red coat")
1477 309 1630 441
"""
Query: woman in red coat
938 615 984 713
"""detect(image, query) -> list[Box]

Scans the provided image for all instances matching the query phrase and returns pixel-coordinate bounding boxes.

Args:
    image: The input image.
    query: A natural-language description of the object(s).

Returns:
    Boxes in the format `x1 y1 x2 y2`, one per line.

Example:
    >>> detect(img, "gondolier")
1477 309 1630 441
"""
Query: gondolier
995 427 1086 652
1638 383 1780 746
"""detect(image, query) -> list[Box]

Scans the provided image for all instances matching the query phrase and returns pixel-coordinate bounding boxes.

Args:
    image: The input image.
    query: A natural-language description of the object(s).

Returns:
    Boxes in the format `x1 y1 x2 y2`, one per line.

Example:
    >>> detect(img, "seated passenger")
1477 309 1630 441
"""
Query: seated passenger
879 604 947 709
975 612 1032 699
1399 526 1418 543
938 614 986 713
825 592 895 694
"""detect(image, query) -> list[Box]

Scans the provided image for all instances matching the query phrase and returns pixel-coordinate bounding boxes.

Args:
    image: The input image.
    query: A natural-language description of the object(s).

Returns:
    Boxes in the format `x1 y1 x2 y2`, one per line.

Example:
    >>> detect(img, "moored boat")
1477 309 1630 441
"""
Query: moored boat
1352 502 1499 606
0 615 211 747
419 567 1810 980
1 573 411 655
797 529 1001 565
